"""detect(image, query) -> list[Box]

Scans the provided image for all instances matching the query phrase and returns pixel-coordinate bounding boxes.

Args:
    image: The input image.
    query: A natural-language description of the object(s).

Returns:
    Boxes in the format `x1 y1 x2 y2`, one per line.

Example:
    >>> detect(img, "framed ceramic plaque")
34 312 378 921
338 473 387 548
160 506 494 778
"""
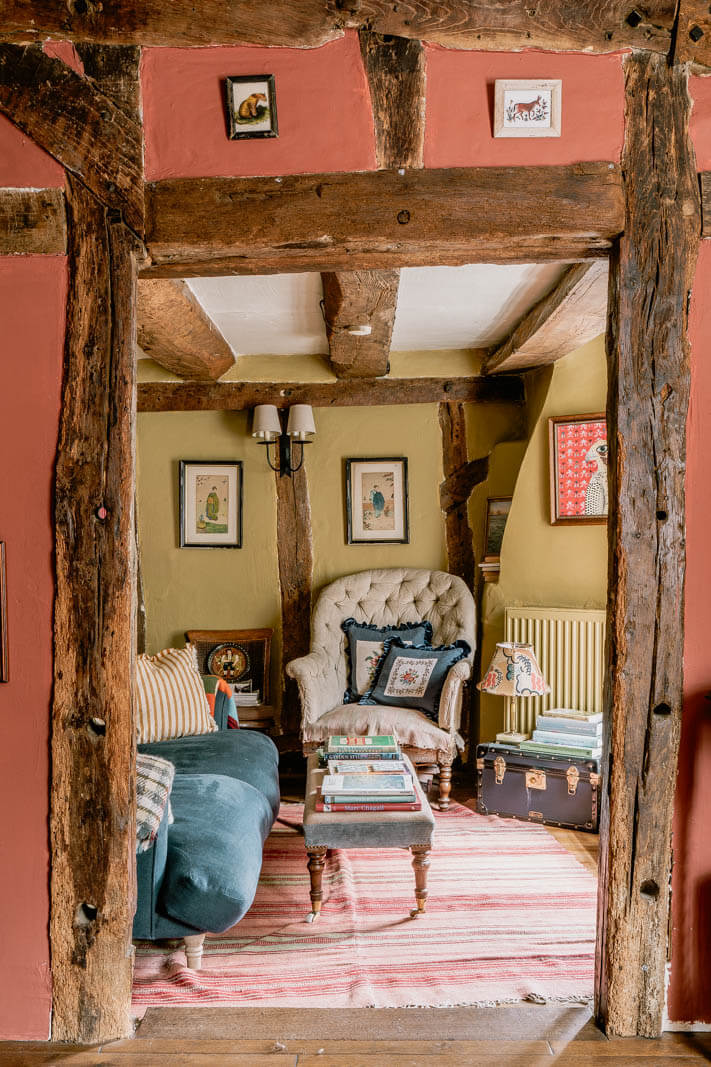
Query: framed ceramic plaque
179 460 243 548
345 457 409 544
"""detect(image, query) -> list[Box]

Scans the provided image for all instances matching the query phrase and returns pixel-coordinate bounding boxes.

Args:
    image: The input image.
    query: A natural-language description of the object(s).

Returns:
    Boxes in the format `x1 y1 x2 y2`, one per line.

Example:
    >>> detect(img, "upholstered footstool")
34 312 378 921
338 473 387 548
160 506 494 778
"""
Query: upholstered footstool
302 752 435 922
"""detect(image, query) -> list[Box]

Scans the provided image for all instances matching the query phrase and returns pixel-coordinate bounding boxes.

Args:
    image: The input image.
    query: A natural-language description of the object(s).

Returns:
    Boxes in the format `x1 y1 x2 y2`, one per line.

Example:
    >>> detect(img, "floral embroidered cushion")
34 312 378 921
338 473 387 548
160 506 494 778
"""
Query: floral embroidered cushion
360 637 471 722
341 618 433 703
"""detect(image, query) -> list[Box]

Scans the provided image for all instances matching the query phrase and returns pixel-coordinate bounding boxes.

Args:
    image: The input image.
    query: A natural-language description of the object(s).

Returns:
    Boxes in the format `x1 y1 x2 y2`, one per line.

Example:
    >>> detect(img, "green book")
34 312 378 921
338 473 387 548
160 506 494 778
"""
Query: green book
520 741 601 759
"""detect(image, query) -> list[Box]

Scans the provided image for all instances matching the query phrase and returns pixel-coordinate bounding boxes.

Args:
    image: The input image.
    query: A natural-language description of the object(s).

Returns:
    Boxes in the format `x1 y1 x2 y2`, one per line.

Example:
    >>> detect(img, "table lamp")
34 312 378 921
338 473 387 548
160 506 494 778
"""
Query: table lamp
477 641 550 744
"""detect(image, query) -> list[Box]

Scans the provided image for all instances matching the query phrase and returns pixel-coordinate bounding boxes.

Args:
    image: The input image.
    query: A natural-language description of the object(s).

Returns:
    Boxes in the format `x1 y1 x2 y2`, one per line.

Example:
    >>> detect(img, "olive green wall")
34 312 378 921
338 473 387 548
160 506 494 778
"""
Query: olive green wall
478 335 608 740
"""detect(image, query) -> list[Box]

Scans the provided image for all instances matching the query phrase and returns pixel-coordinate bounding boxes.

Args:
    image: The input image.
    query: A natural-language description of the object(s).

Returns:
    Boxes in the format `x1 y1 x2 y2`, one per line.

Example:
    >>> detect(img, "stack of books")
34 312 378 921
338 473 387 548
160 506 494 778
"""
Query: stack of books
232 688 261 707
519 709 603 759
316 735 421 812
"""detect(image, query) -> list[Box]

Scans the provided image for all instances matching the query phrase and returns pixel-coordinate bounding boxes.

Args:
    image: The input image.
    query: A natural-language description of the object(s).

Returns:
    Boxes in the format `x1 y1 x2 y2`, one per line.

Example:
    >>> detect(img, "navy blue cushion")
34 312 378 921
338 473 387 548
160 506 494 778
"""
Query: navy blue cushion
138 728 280 820
159 773 274 933
341 618 433 703
361 637 470 721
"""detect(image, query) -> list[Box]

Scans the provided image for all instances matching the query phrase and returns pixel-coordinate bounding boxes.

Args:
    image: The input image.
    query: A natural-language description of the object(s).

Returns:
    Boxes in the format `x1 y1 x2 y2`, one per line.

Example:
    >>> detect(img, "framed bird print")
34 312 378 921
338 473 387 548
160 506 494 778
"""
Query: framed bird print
345 457 409 544
548 414 608 525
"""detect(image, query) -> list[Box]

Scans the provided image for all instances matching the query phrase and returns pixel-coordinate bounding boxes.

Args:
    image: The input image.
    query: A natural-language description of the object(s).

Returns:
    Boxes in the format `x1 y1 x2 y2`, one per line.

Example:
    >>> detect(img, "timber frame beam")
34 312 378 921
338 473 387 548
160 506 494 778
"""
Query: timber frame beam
137 279 235 381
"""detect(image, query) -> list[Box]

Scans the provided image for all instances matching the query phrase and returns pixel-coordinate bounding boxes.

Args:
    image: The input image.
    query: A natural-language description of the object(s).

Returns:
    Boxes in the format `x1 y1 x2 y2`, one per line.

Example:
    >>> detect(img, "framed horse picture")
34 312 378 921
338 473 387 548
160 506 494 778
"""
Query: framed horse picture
345 457 409 545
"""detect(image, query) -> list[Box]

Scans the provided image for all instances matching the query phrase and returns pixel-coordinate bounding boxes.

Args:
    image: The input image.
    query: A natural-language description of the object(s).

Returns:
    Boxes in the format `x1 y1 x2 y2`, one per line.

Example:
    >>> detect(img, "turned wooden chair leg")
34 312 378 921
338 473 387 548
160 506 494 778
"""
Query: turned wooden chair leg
306 845 328 922
437 761 453 811
183 933 205 969
410 845 431 917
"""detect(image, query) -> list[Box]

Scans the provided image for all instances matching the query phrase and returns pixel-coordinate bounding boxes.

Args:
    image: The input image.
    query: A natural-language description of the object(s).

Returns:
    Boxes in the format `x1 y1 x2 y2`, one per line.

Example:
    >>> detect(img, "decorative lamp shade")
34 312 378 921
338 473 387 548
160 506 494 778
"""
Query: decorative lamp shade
476 642 550 697
286 404 316 440
252 405 281 440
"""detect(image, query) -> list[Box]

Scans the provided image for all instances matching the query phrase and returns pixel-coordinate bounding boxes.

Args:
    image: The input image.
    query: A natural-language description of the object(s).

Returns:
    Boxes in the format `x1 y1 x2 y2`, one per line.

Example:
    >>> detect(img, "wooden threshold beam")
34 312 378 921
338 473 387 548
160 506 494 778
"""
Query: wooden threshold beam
484 260 609 375
359 30 425 170
321 270 399 379
137 279 235 381
0 187 66 254
0 44 143 235
142 163 624 278
137 375 524 413
0 1 675 55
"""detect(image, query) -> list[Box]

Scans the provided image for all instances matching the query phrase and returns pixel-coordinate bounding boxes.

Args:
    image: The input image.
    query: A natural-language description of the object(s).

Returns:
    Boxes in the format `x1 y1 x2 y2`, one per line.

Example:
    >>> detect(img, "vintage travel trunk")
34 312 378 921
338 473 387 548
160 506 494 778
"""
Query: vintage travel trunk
476 743 600 832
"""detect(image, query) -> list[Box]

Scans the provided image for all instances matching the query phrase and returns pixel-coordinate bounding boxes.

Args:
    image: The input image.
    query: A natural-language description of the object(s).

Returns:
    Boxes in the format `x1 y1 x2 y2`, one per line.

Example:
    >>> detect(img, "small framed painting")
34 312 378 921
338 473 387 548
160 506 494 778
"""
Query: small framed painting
549 414 608 526
225 75 278 139
345 457 409 544
179 460 243 548
484 497 512 561
494 79 562 138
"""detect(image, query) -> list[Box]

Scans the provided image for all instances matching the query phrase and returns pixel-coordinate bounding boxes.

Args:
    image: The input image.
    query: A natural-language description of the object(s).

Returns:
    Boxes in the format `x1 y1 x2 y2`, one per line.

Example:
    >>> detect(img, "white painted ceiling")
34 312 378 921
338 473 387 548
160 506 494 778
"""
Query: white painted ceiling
185 262 567 357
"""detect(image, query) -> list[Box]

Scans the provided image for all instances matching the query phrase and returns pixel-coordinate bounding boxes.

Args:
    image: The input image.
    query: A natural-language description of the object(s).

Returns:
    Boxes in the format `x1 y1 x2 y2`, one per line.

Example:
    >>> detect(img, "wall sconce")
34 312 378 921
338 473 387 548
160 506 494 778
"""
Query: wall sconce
252 404 316 477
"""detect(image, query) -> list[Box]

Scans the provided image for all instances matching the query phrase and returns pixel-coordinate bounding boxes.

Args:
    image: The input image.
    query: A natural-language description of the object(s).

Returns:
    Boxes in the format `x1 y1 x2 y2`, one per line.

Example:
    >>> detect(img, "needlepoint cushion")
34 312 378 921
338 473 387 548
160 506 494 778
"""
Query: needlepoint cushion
361 637 471 721
341 618 433 703
136 643 218 743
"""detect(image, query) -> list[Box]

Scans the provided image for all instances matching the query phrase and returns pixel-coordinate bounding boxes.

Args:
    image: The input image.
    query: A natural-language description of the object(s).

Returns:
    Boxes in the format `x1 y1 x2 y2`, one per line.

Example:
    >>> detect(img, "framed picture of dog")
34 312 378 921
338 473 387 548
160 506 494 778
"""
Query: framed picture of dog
225 74 278 139
494 79 562 138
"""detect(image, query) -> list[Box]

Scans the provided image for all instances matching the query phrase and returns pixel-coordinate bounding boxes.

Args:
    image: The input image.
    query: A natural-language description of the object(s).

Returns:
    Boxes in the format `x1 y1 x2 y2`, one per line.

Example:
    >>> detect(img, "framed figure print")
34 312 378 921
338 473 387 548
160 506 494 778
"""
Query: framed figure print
179 460 243 548
225 75 278 139
345 457 409 544
549 414 608 525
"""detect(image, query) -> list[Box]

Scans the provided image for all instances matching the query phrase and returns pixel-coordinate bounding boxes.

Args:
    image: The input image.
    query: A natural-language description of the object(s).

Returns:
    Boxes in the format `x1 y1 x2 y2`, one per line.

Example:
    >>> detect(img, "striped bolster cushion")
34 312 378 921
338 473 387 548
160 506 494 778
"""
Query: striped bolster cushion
136 643 218 743
136 752 175 853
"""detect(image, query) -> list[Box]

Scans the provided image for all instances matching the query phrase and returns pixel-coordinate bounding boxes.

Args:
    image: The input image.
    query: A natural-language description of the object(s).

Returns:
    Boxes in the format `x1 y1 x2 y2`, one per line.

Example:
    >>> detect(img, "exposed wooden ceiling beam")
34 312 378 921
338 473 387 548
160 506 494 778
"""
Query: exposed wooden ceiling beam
0 1 675 57
0 44 143 235
137 279 235 381
671 1 711 67
483 260 609 375
321 270 399 379
137 375 524 413
142 163 624 277
0 187 66 254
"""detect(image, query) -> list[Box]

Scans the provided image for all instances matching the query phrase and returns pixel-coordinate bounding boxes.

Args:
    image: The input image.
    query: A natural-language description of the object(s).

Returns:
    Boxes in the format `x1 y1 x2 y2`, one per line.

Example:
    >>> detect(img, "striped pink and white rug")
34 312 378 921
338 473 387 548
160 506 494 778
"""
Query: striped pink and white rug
132 802 596 1010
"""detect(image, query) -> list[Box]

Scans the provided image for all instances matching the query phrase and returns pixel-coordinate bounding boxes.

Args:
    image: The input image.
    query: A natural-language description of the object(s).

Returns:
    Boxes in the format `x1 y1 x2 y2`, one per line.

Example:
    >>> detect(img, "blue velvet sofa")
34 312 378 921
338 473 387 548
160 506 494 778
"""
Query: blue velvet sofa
133 686 280 968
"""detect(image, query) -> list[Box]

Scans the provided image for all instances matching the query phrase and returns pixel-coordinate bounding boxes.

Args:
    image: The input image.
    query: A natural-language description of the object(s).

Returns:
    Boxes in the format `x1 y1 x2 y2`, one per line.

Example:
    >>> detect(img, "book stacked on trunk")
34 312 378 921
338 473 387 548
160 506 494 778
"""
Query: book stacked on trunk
519 709 603 759
316 735 421 812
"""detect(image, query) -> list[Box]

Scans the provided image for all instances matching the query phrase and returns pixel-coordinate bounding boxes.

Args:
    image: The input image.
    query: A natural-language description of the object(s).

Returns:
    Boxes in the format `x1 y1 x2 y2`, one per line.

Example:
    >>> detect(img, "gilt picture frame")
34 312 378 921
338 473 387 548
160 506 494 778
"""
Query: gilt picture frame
345 457 409 544
225 74 278 139
179 460 243 548
548 413 608 525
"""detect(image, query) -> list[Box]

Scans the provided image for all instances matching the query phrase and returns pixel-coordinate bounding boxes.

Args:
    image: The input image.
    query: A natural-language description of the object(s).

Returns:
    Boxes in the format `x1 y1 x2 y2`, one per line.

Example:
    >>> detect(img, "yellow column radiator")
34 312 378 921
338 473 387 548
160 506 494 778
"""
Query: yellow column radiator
504 606 606 736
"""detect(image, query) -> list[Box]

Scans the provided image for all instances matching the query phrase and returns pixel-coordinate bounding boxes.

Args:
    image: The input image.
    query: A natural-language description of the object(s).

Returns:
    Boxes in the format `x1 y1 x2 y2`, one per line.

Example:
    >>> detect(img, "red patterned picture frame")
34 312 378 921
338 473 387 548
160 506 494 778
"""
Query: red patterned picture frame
548 413 608 526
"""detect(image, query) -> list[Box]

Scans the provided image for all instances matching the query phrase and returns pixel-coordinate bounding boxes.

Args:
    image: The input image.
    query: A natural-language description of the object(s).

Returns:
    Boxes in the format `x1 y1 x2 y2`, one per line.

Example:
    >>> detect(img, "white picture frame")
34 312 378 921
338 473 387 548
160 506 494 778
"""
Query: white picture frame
494 79 562 138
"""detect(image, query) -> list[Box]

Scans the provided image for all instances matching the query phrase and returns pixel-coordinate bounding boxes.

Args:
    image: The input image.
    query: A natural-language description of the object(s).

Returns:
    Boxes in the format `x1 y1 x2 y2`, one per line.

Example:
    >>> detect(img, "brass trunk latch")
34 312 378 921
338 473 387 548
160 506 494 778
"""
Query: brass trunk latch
494 756 506 784
567 765 580 796
525 768 547 791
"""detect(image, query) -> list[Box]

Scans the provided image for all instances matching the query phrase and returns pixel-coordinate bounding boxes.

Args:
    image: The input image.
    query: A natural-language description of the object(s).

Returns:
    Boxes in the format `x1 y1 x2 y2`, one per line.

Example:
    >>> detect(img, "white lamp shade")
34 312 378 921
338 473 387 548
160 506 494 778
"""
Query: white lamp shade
252 405 281 440
286 404 316 440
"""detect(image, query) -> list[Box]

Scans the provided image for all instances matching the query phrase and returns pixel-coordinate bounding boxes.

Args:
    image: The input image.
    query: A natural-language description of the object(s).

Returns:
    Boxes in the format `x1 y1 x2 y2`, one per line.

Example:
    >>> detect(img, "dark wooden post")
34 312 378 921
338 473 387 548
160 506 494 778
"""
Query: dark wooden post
276 466 313 744
51 175 139 1042
596 51 700 1038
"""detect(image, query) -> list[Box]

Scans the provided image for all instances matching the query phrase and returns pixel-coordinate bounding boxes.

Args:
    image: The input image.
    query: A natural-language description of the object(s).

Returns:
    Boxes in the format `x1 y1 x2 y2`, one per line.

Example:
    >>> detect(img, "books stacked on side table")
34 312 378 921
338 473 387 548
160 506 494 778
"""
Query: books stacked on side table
316 735 421 812
518 709 603 760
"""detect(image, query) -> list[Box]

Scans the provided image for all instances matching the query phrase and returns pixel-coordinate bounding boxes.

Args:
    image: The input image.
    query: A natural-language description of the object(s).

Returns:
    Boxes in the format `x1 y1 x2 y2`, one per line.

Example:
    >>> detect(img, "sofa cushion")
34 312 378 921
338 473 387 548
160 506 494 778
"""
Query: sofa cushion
136 644 217 743
159 773 274 933
361 638 470 722
309 703 453 754
138 729 280 820
341 617 433 703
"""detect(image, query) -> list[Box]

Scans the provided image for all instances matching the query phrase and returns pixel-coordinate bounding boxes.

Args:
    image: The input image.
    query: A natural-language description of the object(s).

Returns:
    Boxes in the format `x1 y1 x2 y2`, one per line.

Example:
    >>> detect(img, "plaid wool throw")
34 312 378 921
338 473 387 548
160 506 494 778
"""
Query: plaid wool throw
136 752 175 853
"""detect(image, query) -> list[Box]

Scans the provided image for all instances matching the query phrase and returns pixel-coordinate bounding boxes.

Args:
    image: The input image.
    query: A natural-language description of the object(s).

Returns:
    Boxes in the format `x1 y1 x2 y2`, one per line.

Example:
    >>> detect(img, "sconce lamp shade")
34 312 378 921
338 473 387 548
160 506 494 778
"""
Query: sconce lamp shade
286 404 316 440
252 405 281 440
477 642 550 697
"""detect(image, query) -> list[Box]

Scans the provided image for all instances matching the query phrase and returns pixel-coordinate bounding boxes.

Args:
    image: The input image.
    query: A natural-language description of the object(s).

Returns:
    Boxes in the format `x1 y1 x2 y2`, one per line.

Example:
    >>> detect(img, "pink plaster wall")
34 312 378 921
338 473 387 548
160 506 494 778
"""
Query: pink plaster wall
424 48 625 167
691 76 711 171
670 239 711 1024
0 114 63 188
0 255 66 1040
142 33 377 180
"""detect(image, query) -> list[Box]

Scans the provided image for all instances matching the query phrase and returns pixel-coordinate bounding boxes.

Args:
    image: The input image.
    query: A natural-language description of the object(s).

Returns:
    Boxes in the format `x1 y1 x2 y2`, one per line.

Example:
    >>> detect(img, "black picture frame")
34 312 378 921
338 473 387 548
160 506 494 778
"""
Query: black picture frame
225 74 278 140
345 457 410 545
179 460 243 548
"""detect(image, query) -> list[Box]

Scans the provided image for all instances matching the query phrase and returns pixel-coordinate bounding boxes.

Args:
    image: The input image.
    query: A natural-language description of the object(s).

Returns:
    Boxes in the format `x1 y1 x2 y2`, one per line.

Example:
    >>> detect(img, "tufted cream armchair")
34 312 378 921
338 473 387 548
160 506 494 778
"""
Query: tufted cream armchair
286 567 476 810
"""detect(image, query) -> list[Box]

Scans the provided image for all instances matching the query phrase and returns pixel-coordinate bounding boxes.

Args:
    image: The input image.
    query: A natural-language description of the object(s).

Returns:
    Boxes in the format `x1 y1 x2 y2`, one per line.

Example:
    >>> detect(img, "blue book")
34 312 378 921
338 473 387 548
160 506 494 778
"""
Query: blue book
536 716 603 736
533 729 603 747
